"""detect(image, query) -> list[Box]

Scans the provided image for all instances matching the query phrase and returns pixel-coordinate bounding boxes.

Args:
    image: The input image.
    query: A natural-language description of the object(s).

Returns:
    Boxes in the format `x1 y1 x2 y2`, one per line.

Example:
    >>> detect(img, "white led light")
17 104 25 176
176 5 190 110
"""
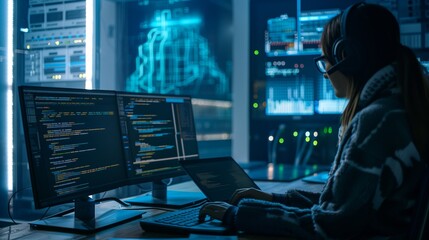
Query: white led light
7 0 14 191
85 0 93 89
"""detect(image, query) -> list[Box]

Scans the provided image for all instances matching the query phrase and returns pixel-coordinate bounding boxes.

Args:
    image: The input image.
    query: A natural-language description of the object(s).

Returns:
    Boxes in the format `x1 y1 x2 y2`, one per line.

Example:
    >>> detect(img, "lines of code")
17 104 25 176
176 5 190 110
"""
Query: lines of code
23 90 126 202
117 94 199 179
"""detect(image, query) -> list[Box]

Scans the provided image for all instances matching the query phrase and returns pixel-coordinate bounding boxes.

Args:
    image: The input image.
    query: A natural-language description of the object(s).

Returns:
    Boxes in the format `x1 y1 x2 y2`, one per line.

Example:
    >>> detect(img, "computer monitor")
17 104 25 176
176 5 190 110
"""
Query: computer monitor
20 86 204 226
18 86 143 233
116 92 204 208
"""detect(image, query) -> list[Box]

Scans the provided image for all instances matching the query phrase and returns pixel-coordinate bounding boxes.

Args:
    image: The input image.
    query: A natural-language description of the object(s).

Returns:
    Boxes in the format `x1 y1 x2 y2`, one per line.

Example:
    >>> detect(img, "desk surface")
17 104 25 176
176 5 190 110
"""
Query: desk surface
0 179 324 240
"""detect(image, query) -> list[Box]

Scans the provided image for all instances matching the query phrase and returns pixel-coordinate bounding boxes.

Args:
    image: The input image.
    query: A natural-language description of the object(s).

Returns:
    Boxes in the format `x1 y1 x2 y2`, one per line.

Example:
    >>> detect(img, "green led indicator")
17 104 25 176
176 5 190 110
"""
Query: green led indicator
304 169 311 176
323 127 328 134
279 164 284 173
253 103 259 108
279 138 285 144
293 131 298 137
254 50 260 55
328 127 333 134
313 140 318 146
305 137 310 142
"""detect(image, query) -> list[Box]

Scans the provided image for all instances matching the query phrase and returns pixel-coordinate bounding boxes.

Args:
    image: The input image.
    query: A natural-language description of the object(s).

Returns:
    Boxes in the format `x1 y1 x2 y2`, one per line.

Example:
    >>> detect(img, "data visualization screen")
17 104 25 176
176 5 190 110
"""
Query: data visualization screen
20 87 127 208
117 93 199 182
250 0 358 119
249 0 358 164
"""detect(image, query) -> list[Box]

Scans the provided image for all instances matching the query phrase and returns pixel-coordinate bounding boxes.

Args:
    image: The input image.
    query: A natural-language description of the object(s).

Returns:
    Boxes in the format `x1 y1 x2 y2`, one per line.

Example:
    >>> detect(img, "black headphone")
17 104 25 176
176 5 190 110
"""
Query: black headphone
330 2 366 75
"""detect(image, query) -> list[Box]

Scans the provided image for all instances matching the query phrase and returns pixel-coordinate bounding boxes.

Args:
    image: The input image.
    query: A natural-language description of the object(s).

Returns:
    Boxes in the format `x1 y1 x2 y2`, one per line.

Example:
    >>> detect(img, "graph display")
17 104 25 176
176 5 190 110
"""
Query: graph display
265 9 340 56
266 79 314 115
316 79 348 114
299 10 341 54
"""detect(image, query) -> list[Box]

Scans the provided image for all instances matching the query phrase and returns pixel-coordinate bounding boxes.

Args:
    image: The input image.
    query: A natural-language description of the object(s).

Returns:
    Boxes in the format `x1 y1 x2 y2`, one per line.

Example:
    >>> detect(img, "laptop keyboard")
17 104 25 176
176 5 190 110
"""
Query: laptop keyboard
139 205 232 235
154 206 204 227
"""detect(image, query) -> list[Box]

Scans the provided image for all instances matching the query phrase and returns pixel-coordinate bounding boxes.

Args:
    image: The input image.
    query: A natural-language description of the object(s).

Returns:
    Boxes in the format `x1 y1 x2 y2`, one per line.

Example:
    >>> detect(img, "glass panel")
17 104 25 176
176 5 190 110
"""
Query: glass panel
98 0 233 158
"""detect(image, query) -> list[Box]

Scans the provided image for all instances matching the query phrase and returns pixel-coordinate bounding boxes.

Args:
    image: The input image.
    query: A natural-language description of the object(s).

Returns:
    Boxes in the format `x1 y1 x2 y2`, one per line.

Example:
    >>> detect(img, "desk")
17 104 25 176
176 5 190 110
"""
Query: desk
0 179 324 240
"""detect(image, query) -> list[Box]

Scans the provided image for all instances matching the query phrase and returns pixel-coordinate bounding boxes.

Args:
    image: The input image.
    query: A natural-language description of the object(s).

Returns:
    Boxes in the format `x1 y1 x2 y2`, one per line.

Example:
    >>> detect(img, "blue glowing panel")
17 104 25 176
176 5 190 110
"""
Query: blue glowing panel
265 15 297 56
122 0 232 100
265 9 340 57
315 77 348 114
299 10 340 54
266 78 314 115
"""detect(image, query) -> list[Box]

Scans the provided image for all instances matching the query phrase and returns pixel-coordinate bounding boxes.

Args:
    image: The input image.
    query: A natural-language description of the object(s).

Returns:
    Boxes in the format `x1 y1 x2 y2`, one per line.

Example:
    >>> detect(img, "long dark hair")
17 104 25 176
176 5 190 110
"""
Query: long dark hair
321 4 429 159
395 46 429 160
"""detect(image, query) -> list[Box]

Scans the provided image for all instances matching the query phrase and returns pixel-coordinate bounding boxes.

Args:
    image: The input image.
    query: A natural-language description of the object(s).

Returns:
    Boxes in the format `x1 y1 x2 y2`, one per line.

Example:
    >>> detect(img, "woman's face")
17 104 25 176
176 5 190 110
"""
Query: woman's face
324 61 351 98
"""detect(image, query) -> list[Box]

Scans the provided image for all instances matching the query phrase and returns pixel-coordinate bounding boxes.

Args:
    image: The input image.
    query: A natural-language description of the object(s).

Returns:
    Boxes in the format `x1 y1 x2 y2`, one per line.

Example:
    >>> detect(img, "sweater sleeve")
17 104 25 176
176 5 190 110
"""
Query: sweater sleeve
273 189 320 208
234 199 316 239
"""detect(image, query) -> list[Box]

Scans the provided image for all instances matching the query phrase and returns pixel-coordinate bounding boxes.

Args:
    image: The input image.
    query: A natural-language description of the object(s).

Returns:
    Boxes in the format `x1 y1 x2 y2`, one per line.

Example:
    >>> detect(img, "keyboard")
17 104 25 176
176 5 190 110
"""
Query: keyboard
139 206 234 235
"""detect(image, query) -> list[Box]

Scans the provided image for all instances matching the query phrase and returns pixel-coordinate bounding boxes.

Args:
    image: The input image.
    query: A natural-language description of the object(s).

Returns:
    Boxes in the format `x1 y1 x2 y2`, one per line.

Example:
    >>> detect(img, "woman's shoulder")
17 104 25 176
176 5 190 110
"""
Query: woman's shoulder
343 95 413 162
353 92 405 133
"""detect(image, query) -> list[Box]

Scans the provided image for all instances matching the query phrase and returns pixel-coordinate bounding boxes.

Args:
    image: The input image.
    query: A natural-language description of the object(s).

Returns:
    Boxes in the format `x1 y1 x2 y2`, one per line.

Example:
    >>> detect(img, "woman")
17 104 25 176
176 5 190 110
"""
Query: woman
199 2 429 239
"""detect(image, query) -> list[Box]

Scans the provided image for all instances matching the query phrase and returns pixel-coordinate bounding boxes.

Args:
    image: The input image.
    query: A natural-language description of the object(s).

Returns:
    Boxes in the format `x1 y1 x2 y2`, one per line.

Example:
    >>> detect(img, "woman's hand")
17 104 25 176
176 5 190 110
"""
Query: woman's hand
199 201 232 222
229 188 273 205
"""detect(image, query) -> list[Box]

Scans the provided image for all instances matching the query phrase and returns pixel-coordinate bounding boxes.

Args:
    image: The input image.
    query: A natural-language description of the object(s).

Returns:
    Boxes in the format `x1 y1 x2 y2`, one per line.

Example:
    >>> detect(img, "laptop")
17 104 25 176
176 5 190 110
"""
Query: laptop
139 156 260 235
180 156 261 201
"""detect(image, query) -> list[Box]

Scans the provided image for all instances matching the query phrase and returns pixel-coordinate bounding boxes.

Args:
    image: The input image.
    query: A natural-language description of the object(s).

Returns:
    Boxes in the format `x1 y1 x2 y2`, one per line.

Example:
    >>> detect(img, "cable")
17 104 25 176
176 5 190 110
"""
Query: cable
271 124 286 165
165 177 174 186
95 197 131 207
122 198 208 212
7 186 31 224
136 184 152 193
43 207 75 219
182 199 208 209
295 130 315 166
121 206 175 212
294 130 305 166
8 186 68 222
101 191 108 199
301 143 313 166
38 207 51 220
267 129 276 163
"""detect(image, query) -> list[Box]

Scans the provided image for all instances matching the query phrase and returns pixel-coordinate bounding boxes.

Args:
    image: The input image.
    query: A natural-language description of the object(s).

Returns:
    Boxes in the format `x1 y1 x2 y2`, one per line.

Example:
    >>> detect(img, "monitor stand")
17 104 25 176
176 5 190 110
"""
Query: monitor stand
29 197 144 234
125 180 206 208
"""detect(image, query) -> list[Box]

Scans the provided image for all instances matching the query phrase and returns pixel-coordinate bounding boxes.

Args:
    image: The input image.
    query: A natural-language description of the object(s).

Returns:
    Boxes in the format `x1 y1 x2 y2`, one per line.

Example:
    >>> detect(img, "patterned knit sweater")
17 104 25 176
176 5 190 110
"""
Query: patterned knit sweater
226 65 427 239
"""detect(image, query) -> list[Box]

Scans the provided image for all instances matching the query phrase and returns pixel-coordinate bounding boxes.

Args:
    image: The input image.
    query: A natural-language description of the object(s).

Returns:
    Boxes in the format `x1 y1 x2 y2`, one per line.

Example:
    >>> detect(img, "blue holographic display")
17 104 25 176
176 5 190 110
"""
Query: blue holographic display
122 1 232 100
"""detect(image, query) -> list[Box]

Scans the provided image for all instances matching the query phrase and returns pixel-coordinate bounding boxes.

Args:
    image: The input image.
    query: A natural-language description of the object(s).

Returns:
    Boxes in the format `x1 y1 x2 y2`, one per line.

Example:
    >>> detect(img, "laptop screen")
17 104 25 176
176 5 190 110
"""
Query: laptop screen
179 157 260 201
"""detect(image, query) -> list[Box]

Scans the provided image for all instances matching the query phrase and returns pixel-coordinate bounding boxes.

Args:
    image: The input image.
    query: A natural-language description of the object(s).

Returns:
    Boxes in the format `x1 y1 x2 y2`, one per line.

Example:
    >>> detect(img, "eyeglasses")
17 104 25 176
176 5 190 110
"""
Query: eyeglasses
314 55 328 74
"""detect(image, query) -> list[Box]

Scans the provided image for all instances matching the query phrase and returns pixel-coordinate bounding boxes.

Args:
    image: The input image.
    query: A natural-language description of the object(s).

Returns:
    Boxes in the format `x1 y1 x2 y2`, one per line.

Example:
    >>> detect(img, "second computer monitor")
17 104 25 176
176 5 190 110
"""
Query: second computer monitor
116 92 203 208
117 92 199 183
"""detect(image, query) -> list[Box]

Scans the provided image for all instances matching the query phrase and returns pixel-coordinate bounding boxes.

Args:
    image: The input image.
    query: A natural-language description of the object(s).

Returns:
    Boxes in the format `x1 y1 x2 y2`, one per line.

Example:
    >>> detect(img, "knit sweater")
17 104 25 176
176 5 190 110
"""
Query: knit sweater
225 65 427 239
